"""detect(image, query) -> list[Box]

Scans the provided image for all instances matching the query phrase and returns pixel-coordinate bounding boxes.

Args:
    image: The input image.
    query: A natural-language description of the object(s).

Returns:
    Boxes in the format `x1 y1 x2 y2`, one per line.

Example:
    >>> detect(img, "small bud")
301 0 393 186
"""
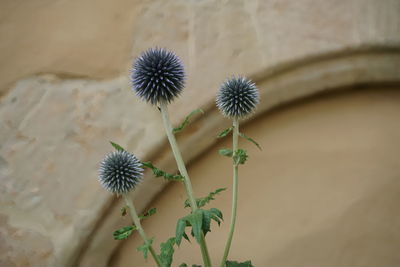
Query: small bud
216 76 259 118
98 151 143 194
131 47 185 105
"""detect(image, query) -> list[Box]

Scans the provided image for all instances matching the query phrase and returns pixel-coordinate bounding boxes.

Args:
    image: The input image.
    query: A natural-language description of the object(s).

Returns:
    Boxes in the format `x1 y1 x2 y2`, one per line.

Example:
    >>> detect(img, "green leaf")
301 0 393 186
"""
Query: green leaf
195 208 224 236
139 208 157 219
186 210 203 244
113 225 137 240
179 264 188 267
233 149 248 165
159 237 176 267
210 207 224 221
226 260 254 267
110 141 125 151
219 148 233 157
201 209 212 235
142 161 184 181
217 127 233 138
239 132 262 150
137 238 154 259
173 108 204 134
175 218 187 246
175 210 204 245
192 265 201 267
184 188 227 208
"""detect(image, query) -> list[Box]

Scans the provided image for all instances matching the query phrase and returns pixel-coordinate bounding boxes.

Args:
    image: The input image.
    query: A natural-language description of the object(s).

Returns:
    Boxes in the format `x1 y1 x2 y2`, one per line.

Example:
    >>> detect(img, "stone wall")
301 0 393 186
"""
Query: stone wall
0 0 399 266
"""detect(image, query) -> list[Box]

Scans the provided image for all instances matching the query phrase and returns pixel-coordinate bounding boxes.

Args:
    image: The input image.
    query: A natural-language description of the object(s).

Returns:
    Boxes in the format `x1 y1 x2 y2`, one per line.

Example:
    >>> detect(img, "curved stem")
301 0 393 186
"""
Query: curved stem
220 118 239 267
159 102 213 267
123 194 163 267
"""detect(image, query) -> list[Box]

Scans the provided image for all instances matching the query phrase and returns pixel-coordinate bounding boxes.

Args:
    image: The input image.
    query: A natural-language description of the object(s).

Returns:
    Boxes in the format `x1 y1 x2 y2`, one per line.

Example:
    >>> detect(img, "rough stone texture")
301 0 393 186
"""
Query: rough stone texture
0 0 400 266
0 75 166 266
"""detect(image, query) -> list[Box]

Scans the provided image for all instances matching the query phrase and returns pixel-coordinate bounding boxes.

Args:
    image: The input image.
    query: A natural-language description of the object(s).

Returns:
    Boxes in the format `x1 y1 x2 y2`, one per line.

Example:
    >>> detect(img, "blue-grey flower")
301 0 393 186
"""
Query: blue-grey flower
131 47 185 105
98 151 143 194
216 76 259 118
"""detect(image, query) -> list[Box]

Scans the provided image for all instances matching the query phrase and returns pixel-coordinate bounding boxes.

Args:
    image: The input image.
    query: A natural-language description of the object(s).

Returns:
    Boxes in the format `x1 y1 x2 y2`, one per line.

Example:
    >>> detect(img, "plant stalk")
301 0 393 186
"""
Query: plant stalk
159 102 213 267
122 194 163 267
220 117 239 267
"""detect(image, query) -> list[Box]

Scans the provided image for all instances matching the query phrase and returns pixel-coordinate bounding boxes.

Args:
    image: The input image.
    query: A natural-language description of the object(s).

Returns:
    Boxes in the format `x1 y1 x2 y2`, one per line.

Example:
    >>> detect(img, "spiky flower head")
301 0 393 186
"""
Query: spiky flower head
131 47 185 105
216 76 259 118
98 151 143 194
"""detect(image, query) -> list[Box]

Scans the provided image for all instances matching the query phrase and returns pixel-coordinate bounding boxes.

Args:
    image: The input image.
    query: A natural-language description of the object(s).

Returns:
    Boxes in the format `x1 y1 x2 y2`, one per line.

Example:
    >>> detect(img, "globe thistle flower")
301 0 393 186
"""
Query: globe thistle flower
98 151 143 194
131 47 185 105
216 76 259 118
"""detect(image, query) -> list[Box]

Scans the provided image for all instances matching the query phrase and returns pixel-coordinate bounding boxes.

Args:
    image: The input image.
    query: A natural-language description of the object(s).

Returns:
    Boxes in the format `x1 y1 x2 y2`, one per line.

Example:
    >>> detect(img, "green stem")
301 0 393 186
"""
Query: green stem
220 118 239 267
159 102 213 267
123 194 163 267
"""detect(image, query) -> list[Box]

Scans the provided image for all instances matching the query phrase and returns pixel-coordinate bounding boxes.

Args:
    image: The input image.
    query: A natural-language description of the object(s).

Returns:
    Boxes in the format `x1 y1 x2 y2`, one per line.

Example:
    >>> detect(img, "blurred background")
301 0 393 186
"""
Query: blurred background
1 0 400 266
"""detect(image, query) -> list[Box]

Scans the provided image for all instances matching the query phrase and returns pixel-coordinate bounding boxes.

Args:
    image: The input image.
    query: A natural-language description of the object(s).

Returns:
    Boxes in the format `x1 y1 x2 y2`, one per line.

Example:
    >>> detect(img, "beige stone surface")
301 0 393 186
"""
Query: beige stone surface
0 75 166 266
111 87 400 267
0 0 400 266
0 0 141 93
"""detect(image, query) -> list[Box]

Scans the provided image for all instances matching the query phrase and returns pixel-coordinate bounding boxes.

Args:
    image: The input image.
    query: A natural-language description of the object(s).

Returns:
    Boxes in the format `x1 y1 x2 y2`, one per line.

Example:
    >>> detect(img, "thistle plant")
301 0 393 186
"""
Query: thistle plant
97 47 260 267
98 151 163 267
216 77 260 267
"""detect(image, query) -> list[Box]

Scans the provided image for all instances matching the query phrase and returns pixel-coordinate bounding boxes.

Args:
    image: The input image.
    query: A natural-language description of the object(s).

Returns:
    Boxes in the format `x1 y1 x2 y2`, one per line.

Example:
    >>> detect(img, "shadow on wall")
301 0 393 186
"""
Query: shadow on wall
266 178 400 267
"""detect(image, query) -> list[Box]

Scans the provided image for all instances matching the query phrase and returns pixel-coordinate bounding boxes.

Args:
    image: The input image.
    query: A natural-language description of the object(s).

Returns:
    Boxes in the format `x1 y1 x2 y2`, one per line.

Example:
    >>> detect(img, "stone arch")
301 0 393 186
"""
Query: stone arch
79 46 400 266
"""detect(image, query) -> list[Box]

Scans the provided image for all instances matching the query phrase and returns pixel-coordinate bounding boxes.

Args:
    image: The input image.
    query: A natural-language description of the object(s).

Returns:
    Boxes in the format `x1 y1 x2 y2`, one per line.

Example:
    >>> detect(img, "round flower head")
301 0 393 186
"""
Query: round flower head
131 47 185 105
98 151 143 194
216 76 259 118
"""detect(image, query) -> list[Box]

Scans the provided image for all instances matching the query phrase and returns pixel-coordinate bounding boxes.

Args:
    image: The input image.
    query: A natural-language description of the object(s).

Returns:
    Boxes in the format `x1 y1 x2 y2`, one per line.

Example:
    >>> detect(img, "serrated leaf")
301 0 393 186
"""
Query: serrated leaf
110 141 125 151
137 238 154 259
139 207 157 219
113 225 137 240
159 237 176 267
142 161 184 181
186 210 203 244
201 209 213 235
198 208 224 236
175 218 187 246
239 132 262 150
184 188 227 208
233 149 248 165
173 108 204 134
175 210 203 245
219 148 233 157
226 260 254 267
217 127 233 138
209 208 224 221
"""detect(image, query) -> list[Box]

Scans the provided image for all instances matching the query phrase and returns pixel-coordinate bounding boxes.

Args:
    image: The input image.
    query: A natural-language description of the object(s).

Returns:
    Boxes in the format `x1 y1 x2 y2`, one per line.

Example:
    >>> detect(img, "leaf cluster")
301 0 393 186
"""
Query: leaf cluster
173 109 204 134
226 260 254 267
218 148 248 165
217 128 262 150
138 238 154 259
113 208 156 240
233 149 248 165
184 188 227 208
158 237 176 267
113 225 137 240
175 208 223 246
142 161 184 181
